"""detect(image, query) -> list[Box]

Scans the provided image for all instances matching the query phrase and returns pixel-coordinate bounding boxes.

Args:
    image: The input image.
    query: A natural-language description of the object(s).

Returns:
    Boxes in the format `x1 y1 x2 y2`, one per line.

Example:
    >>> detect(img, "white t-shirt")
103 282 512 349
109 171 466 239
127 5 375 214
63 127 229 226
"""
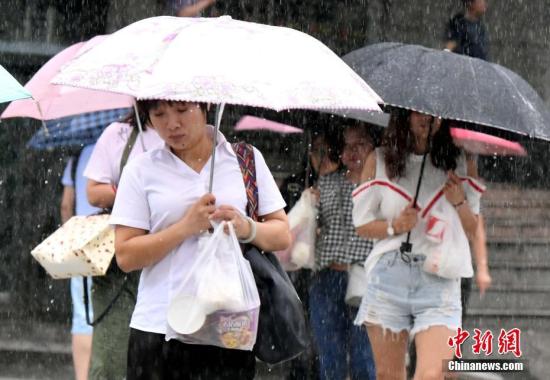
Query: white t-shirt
110 127 286 335
84 122 163 185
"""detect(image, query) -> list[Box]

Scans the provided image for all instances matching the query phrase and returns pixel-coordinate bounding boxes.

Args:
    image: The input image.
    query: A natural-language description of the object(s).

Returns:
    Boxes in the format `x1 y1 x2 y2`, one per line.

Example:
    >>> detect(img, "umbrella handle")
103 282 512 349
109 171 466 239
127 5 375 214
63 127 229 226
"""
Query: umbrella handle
305 129 312 189
133 102 146 152
34 101 50 137
208 103 225 193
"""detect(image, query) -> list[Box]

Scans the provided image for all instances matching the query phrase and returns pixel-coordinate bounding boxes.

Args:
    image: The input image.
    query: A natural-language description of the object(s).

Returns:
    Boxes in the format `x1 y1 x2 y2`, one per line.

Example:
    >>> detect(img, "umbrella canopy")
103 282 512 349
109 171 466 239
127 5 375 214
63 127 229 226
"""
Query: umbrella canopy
343 42 550 141
1 36 133 121
52 16 382 116
27 108 131 150
0 65 32 104
450 127 526 157
235 115 302 134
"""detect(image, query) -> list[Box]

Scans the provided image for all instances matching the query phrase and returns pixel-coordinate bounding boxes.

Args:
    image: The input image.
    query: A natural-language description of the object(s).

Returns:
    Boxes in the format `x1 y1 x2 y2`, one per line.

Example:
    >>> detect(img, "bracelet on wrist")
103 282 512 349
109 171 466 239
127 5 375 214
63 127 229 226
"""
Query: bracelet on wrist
239 216 257 244
453 199 467 209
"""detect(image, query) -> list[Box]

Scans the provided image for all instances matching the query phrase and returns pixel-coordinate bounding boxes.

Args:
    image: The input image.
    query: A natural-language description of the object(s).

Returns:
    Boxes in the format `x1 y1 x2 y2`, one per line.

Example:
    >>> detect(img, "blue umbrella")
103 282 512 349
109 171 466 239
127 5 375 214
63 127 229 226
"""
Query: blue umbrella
0 64 32 104
27 108 131 150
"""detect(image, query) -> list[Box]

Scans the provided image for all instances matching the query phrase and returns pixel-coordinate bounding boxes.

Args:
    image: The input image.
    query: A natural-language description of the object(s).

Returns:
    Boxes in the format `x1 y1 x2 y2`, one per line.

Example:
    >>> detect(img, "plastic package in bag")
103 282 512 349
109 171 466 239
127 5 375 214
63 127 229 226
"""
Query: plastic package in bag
166 222 260 350
275 190 317 271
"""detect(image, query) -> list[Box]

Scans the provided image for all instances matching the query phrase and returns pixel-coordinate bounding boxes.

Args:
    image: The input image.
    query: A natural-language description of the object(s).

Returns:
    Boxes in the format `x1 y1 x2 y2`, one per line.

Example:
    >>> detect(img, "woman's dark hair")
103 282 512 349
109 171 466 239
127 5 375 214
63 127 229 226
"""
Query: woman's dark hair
382 109 461 180
123 100 209 129
310 115 344 165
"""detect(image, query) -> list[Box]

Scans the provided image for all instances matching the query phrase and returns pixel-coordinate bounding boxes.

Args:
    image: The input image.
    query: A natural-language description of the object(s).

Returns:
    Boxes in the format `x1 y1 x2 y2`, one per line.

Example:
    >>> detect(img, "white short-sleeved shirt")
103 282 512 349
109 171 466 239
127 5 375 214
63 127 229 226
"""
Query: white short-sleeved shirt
110 126 286 335
84 122 163 185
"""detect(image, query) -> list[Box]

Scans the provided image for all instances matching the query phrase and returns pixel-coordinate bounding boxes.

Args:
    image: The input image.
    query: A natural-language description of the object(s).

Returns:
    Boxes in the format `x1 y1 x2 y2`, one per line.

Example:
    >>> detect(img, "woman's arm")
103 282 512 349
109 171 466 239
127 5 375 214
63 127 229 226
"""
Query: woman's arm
444 171 478 238
87 179 116 209
356 202 418 240
472 215 492 296
60 186 75 223
115 193 216 272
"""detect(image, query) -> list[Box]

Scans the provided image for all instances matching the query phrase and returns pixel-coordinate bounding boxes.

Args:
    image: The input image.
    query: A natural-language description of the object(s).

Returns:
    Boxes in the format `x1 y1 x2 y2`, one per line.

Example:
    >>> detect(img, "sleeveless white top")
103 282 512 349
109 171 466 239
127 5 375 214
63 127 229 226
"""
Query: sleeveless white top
352 148 486 279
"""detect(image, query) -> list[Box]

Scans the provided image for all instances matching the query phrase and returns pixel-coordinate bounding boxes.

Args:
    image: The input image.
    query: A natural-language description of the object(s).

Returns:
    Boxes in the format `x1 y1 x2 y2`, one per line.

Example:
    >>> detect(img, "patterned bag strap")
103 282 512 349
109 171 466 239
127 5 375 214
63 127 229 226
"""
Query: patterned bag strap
232 142 259 222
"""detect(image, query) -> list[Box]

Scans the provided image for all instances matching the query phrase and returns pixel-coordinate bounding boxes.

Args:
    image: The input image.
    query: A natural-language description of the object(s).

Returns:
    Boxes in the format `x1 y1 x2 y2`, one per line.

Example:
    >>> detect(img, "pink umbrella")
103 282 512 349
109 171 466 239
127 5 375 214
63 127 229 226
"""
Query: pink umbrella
235 115 303 134
450 127 527 156
1 35 133 121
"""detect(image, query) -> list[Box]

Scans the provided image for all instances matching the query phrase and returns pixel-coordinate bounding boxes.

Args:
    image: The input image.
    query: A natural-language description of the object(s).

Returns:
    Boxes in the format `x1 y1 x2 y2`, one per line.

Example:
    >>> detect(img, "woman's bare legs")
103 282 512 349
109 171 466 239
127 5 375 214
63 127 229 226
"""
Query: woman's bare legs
72 334 92 380
367 324 409 380
414 326 456 380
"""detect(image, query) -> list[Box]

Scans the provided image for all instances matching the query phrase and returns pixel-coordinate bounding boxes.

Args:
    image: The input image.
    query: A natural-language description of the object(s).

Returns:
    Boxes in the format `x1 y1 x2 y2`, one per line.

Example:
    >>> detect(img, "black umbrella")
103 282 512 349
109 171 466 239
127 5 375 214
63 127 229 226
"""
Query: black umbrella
343 42 550 141
343 42 550 256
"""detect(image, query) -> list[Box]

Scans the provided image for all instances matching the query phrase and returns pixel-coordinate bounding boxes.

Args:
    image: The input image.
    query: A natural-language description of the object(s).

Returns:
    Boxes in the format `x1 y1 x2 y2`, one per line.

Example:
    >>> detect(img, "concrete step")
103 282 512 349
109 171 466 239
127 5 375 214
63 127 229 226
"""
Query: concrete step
462 317 550 379
485 225 550 242
483 206 550 221
0 351 73 380
485 218 550 227
487 261 550 270
467 287 550 310
482 187 550 204
485 242 550 264
487 268 550 288
466 308 550 318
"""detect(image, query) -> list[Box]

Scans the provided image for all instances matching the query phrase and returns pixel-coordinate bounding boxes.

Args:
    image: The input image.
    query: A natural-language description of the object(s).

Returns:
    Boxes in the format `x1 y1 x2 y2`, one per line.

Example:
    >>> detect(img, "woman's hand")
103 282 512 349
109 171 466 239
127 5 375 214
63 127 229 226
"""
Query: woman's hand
393 202 418 234
476 266 492 297
210 205 252 240
183 193 216 235
444 171 466 206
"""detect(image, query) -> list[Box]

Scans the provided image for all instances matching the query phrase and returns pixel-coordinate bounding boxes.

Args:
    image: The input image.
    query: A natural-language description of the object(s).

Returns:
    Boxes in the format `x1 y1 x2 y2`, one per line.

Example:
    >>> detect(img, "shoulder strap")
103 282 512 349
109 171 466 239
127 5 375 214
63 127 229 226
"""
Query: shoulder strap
83 275 131 327
70 148 84 185
82 127 138 327
119 127 139 175
70 148 84 214
231 142 259 221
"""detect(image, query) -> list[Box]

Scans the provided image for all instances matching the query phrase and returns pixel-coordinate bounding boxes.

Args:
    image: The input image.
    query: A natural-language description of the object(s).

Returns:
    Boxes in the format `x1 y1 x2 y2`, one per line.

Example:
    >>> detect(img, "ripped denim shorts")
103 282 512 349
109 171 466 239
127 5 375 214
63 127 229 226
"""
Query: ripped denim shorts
354 250 462 337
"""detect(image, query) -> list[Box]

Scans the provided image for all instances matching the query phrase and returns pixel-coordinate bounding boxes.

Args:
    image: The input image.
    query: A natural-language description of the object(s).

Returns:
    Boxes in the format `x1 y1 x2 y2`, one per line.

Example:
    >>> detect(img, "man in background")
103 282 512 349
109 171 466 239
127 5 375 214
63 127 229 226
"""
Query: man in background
445 0 489 60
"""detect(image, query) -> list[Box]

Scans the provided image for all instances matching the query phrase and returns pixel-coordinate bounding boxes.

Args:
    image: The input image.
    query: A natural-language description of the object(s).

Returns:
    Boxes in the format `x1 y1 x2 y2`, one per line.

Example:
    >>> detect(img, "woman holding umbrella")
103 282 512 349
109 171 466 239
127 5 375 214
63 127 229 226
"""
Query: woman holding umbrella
110 99 290 379
352 109 484 380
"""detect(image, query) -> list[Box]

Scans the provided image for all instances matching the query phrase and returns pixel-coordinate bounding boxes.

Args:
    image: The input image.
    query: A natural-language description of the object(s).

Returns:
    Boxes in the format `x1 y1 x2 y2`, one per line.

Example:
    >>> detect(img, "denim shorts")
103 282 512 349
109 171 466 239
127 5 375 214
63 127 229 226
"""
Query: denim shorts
355 251 461 337
71 276 93 335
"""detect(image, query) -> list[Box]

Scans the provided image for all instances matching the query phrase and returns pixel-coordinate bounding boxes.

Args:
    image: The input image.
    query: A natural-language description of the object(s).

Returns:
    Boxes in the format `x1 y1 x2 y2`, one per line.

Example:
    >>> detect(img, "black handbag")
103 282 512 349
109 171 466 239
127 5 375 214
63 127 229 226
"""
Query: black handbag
232 142 309 364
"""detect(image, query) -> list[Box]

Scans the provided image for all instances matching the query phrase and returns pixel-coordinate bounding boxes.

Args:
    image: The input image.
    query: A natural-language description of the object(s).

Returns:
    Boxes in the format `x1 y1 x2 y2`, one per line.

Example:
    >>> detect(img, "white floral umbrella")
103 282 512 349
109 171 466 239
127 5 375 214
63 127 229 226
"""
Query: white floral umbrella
53 16 383 190
53 16 381 114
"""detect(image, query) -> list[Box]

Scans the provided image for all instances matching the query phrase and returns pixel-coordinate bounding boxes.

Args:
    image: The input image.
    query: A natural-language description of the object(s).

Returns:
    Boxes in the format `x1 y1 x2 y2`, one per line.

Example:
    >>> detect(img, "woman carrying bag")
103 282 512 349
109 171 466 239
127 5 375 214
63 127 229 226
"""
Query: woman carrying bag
352 110 484 379
110 100 290 379
83 115 163 380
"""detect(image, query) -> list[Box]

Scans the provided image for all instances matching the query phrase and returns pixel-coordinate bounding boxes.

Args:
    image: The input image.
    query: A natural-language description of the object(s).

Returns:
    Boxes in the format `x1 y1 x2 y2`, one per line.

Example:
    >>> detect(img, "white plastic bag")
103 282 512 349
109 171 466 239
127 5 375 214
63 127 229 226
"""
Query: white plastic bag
345 263 367 307
275 190 318 271
166 222 260 350
420 204 471 279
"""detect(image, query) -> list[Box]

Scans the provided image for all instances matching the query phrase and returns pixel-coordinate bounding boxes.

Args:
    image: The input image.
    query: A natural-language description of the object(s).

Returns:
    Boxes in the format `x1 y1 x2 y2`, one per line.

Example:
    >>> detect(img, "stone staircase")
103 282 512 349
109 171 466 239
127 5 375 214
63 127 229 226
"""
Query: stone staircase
462 185 550 379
